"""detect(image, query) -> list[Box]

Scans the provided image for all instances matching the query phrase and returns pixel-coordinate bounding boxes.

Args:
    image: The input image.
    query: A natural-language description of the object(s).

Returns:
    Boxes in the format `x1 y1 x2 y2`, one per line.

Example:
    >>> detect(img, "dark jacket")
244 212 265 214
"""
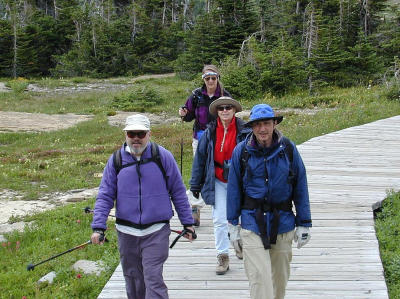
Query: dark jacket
189 117 250 205
227 131 312 235
182 85 232 139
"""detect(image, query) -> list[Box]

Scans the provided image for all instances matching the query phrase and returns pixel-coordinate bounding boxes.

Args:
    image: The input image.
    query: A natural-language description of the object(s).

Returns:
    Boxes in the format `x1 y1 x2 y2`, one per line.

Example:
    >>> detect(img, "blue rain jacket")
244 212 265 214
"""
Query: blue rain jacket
227 131 312 235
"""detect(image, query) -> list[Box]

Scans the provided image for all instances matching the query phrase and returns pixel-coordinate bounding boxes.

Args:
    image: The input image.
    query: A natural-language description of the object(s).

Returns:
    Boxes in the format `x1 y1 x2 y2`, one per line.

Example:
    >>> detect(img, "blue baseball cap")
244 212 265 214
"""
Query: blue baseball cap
245 104 283 127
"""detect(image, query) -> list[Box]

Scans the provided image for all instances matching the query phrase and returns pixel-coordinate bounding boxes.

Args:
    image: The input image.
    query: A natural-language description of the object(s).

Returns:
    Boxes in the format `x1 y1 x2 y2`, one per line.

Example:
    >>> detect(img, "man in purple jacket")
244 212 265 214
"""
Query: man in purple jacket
91 114 195 299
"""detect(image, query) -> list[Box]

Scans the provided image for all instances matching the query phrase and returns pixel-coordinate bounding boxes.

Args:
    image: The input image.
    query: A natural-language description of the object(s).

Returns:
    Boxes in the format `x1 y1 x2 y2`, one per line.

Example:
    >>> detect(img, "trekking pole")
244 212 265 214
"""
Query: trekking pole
179 105 187 176
170 228 197 249
180 115 185 175
180 136 183 175
83 206 115 218
26 235 106 271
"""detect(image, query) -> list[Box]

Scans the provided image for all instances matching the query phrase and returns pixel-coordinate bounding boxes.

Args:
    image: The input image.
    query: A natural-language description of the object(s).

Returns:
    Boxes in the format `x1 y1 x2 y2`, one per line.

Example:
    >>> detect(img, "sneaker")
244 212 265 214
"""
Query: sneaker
192 206 200 227
216 254 229 275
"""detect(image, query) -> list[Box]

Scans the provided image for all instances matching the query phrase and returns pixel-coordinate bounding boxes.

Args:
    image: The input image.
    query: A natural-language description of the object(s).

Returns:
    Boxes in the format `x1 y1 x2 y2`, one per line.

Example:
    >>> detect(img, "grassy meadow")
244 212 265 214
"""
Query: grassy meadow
0 75 399 298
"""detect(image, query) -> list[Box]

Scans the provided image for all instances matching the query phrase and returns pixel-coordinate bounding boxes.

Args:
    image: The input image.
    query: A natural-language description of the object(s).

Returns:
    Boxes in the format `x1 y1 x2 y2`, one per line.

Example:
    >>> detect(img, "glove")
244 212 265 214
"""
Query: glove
228 224 243 259
294 226 311 249
192 190 200 199
228 223 240 241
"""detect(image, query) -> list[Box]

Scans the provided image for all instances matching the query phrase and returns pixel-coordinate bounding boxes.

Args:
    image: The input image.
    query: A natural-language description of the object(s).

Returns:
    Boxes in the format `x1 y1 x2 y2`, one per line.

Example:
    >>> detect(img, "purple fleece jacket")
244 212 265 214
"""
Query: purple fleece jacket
91 143 193 230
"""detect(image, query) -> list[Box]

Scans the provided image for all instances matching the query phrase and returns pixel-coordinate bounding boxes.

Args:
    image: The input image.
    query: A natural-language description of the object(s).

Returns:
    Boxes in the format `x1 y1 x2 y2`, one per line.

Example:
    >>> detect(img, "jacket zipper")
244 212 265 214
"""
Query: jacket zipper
220 127 228 152
137 160 143 224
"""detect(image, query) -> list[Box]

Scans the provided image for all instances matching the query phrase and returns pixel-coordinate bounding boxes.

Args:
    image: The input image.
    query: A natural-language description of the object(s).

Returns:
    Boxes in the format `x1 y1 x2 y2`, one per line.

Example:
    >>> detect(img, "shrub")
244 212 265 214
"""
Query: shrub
7 77 29 93
111 86 165 112
220 57 262 101
384 81 400 102
375 192 400 298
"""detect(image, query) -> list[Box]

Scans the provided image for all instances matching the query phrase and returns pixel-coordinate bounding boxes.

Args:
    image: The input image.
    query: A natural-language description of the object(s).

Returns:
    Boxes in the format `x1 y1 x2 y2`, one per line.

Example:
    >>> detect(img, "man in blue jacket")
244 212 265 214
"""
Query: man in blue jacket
227 104 312 299
91 114 195 299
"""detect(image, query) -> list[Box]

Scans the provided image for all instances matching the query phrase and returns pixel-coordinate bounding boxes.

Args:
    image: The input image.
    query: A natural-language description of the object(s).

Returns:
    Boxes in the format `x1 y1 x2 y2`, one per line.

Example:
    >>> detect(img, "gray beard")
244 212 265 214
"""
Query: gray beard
129 143 147 156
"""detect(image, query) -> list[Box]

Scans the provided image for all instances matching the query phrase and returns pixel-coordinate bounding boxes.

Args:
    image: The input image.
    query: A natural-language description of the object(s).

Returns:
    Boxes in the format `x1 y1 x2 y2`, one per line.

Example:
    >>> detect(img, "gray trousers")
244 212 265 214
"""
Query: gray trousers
117 224 170 299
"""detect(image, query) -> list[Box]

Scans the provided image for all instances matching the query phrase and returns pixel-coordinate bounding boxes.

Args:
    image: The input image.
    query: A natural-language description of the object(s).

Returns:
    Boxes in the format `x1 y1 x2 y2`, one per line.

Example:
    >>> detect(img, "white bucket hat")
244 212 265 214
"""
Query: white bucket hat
123 114 150 131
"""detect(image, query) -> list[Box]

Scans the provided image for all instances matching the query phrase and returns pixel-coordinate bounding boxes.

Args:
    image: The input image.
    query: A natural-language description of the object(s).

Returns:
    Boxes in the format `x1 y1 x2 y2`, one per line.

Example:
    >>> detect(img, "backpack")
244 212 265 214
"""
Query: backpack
112 142 168 185
240 136 296 186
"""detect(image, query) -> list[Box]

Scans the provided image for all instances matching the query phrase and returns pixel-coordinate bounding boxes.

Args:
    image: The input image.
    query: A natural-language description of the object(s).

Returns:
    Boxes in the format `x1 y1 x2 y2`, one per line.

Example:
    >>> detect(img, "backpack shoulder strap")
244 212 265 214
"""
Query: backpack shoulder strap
191 88 202 109
150 141 168 184
240 143 249 179
113 148 123 175
114 142 169 188
281 136 297 189
281 136 293 165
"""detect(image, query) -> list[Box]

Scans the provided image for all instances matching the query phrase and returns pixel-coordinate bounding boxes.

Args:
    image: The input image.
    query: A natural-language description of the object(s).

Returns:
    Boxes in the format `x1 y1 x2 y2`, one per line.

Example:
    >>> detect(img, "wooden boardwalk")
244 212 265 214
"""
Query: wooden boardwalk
98 115 400 299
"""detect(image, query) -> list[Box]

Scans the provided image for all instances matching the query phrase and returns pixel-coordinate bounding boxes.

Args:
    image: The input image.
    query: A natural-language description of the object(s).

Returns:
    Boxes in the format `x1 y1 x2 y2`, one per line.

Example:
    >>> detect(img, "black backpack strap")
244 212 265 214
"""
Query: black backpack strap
281 136 293 164
281 136 297 189
113 143 168 184
240 144 250 179
113 148 123 175
191 88 201 109
150 141 168 185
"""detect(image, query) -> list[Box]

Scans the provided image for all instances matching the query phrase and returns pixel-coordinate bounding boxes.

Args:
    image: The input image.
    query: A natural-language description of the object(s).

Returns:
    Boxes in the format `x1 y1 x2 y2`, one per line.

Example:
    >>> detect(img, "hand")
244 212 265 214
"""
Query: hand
192 190 200 199
228 223 240 241
184 226 196 241
179 107 187 117
294 226 311 249
91 230 105 245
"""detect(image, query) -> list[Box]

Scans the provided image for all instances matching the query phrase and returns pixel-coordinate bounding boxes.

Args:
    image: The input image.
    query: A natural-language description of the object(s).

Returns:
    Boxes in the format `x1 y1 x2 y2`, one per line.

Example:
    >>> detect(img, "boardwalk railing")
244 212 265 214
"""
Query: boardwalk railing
98 115 400 299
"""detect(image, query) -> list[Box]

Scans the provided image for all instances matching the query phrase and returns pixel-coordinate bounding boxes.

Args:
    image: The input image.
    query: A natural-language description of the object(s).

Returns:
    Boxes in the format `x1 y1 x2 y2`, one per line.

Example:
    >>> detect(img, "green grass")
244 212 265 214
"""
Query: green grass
375 191 400 298
0 75 400 297
0 198 120 298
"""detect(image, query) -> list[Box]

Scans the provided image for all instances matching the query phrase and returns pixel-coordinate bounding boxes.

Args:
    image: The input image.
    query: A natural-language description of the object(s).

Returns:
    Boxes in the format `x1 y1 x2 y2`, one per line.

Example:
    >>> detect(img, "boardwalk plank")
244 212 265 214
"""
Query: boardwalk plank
97 115 400 299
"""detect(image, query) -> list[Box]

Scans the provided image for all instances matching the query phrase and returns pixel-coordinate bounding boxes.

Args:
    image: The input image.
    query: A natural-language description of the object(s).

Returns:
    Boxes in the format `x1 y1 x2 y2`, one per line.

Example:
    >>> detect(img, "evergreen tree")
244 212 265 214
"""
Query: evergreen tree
0 19 13 76
347 29 383 84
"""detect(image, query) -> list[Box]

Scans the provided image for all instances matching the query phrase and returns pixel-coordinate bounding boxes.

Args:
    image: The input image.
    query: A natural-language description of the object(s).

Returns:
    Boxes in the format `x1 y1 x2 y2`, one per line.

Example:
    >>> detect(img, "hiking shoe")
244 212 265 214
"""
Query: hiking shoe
192 206 200 227
216 254 229 275
233 239 243 260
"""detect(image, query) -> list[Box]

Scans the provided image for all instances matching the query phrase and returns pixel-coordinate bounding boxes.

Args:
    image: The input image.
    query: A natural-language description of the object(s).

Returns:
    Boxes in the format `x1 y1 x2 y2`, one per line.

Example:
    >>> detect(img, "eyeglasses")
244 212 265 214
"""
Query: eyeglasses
217 105 233 112
126 131 147 139
205 76 217 81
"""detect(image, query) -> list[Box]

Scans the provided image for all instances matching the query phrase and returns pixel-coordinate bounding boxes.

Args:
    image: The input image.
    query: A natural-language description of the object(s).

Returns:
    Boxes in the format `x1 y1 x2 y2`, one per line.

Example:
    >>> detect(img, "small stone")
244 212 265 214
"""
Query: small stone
38 271 56 284
72 260 105 276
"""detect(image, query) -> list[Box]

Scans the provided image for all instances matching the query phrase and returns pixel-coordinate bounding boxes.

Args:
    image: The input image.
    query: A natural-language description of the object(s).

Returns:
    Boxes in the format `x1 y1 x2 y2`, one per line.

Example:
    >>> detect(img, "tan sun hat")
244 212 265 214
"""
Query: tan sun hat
209 96 242 116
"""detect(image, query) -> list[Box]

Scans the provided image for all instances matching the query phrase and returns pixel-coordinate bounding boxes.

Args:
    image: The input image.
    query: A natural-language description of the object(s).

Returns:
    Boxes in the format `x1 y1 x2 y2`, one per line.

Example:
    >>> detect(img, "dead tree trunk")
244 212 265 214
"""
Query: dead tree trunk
162 0 167 26
131 0 137 43
360 0 370 36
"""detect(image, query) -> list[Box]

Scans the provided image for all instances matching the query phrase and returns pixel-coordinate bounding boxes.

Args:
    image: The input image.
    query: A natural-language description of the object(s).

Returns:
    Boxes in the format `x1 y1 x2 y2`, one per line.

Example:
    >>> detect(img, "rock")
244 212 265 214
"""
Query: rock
0 221 31 234
72 260 105 276
0 235 6 242
0 82 11 92
38 271 56 284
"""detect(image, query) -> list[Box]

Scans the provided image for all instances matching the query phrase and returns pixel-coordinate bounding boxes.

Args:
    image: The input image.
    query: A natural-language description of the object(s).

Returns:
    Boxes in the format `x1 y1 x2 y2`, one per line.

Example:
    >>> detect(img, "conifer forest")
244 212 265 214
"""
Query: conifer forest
1 0 399 95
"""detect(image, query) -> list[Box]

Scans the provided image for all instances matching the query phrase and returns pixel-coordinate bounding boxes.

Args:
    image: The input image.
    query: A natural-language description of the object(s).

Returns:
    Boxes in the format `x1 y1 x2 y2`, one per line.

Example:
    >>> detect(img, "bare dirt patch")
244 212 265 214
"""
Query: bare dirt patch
0 111 93 133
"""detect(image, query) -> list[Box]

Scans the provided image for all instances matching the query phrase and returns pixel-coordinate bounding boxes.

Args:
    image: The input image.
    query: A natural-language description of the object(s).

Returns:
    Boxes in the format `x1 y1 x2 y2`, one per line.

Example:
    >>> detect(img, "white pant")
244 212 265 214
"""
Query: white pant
212 179 230 255
189 138 206 208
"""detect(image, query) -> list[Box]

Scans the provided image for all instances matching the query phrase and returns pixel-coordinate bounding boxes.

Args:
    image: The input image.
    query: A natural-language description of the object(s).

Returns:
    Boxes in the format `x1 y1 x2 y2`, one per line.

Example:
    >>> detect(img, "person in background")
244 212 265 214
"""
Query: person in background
178 64 232 227
91 114 195 299
190 96 250 275
227 104 312 299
